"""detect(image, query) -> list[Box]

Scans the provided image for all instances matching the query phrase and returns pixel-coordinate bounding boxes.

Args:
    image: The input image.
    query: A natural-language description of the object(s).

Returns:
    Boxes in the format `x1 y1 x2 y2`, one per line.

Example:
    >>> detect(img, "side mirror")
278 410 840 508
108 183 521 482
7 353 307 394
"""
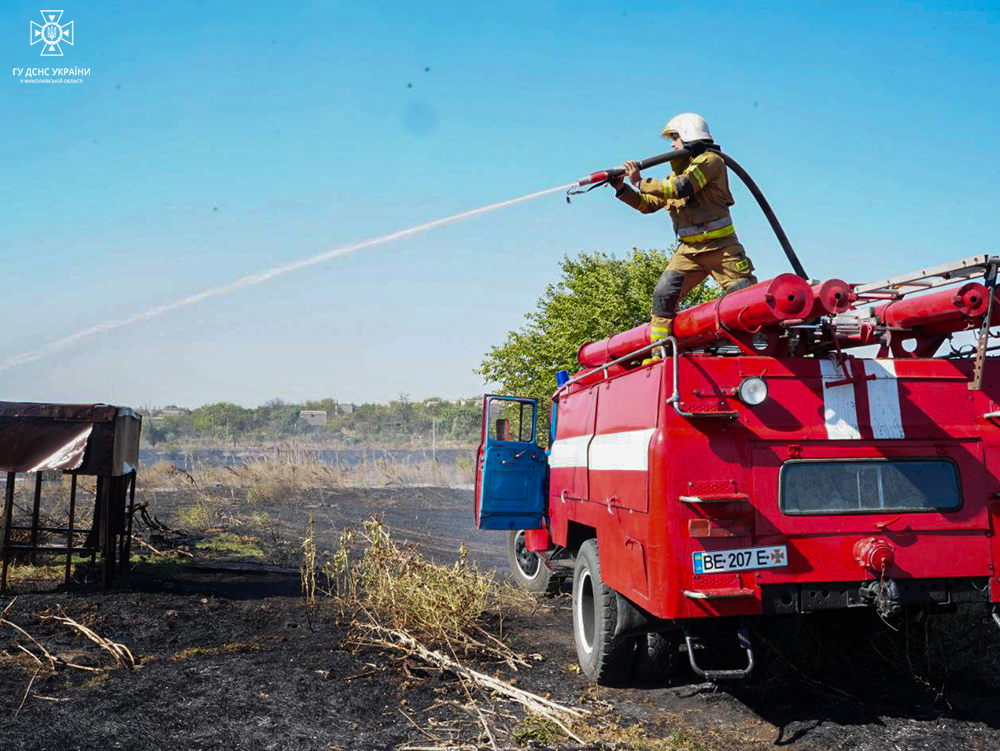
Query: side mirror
495 419 510 441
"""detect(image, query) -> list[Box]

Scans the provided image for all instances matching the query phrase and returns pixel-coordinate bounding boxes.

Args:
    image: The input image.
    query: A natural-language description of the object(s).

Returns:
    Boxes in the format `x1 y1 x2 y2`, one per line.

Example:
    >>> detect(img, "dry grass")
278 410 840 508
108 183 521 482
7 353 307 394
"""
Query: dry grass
175 497 223 530
138 460 191 490
326 528 701 750
359 519 498 646
307 517 532 666
139 453 473 547
138 452 473 498
40 611 136 670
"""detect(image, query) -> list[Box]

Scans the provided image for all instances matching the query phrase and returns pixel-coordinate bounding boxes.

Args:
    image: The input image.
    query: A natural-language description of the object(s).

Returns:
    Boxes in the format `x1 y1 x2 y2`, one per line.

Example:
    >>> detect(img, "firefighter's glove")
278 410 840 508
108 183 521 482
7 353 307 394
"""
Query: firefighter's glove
623 160 641 185
608 172 625 191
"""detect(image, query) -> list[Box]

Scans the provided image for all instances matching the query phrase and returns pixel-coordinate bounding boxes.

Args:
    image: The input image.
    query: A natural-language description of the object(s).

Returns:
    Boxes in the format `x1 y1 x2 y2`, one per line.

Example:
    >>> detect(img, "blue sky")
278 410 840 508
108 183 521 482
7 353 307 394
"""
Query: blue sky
1 1 997 407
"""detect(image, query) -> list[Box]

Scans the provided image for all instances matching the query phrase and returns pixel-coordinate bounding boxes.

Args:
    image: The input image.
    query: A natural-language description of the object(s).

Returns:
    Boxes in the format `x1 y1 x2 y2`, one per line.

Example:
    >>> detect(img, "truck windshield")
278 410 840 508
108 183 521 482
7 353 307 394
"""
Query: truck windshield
780 460 962 515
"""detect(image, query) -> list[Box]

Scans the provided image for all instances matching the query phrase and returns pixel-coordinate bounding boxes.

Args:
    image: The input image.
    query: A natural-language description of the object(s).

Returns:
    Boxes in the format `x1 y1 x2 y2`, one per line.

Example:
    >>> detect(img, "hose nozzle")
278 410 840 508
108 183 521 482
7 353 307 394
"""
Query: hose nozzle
576 171 609 187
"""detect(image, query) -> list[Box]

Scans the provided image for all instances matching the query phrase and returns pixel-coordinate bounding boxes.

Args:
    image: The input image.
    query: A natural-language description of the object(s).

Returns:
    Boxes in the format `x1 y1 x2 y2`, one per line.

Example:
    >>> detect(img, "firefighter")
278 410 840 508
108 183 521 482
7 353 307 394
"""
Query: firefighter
609 113 757 347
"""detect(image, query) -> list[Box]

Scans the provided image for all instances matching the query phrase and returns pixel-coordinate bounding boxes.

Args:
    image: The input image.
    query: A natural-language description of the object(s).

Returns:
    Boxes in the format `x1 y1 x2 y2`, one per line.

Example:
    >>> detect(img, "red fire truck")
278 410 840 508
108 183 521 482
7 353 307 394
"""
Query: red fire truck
474 255 1000 683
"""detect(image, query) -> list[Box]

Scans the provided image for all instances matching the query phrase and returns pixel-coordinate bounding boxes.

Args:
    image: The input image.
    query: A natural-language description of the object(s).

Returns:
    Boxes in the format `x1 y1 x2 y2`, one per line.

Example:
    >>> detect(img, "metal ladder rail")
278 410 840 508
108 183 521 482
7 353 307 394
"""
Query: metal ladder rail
853 254 999 300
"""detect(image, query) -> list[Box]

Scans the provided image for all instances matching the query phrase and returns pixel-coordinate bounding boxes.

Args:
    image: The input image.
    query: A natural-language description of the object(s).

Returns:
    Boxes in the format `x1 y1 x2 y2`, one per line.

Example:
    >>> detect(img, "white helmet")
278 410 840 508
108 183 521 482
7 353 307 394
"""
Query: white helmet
661 113 713 143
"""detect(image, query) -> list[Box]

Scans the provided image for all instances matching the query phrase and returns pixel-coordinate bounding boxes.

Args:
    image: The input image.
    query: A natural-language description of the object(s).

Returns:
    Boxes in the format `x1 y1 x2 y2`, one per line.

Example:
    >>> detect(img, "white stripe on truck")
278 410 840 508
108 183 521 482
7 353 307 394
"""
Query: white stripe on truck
549 428 655 471
589 428 656 471
547 434 592 468
865 359 905 439
820 358 861 440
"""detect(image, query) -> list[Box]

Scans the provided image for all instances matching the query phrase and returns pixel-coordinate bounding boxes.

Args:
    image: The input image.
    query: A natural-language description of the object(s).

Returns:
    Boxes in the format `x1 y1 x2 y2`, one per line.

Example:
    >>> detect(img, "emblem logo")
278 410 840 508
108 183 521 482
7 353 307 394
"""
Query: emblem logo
30 10 74 57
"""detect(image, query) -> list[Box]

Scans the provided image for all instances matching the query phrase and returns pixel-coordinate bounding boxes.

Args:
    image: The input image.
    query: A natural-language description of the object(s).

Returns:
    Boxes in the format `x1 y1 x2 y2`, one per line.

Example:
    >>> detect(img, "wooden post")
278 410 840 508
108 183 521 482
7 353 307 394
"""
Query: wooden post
0 473 16 595
65 474 77 585
29 472 42 565
121 471 136 568
90 476 101 569
100 476 113 590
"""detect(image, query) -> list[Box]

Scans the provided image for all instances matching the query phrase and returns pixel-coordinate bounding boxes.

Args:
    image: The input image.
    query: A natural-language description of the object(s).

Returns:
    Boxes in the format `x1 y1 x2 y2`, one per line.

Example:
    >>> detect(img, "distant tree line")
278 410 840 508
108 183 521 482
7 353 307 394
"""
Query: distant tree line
141 396 483 447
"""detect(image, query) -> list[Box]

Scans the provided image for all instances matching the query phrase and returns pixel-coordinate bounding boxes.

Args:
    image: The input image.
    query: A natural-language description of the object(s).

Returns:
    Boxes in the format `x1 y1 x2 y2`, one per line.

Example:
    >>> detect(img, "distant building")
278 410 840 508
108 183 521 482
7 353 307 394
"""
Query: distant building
299 410 328 427
424 397 442 406
150 408 183 423
337 402 354 415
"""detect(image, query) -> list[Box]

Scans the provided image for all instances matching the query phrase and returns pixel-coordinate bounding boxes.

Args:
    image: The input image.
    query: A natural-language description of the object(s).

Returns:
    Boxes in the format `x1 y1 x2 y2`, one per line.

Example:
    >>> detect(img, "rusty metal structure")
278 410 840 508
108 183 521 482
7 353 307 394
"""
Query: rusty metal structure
0 402 142 592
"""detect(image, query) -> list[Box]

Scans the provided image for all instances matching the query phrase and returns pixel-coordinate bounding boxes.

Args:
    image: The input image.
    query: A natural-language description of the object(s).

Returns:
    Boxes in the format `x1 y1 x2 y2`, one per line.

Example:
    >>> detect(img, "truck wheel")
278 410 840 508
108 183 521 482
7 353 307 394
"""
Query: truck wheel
572 539 635 684
632 631 679 683
507 530 559 595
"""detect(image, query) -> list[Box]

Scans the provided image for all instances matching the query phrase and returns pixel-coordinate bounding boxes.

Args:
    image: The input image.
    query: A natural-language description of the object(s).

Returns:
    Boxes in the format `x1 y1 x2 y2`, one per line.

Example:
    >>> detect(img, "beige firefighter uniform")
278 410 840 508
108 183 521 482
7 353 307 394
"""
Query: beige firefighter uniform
615 151 757 340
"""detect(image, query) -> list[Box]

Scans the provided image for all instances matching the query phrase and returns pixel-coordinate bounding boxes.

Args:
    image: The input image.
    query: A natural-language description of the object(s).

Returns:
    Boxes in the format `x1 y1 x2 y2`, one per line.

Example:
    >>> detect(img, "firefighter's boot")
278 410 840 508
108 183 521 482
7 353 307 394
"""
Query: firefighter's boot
644 316 672 365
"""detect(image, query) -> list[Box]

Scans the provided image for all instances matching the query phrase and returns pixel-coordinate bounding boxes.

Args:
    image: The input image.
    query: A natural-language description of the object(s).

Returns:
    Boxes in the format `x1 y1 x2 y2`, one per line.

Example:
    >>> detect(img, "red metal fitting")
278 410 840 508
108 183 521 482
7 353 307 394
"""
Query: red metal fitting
853 537 895 573
809 278 853 318
525 527 552 553
577 171 608 186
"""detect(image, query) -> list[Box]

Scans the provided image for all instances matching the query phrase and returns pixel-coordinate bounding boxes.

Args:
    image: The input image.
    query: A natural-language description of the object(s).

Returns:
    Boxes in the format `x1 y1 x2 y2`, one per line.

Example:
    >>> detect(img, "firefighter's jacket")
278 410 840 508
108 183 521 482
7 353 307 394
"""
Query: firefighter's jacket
615 151 740 253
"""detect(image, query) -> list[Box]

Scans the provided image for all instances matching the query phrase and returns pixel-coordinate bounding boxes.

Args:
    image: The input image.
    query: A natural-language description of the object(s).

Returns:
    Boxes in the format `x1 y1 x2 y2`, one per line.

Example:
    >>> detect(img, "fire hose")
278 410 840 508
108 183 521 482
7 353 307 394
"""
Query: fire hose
569 144 809 280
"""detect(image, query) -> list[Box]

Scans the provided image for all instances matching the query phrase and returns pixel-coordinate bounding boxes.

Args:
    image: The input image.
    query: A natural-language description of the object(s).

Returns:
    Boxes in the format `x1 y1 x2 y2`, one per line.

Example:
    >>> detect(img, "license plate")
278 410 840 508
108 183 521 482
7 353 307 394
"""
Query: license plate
692 545 788 574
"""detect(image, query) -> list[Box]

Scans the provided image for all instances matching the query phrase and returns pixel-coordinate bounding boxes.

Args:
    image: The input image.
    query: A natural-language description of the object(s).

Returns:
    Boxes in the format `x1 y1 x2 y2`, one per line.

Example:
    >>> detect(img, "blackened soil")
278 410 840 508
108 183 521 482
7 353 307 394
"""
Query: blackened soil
509 596 1000 751
0 565 504 751
2 485 1000 750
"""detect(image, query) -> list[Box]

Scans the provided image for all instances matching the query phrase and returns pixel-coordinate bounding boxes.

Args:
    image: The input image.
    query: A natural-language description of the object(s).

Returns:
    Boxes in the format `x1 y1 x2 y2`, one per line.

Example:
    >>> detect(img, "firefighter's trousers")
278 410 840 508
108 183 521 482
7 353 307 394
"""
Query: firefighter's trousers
650 242 757 340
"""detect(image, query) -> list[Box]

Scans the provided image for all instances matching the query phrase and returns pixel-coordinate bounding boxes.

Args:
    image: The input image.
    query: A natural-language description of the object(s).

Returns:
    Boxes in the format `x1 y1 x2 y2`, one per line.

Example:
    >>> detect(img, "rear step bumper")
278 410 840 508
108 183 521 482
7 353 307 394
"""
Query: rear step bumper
684 587 756 599
684 622 755 681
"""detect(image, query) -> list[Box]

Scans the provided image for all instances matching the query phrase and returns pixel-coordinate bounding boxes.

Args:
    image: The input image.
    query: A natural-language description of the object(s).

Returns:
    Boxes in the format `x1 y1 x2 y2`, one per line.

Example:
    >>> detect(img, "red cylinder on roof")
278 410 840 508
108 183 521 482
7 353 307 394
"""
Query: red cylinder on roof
576 274 815 368
672 273 814 348
876 282 989 332
577 324 653 369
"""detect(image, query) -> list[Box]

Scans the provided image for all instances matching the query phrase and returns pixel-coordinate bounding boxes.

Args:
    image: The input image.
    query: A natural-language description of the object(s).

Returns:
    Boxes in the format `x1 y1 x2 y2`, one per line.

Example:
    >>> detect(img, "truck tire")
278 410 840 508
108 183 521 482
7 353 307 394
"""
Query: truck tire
632 631 679 683
507 530 559 596
572 539 636 684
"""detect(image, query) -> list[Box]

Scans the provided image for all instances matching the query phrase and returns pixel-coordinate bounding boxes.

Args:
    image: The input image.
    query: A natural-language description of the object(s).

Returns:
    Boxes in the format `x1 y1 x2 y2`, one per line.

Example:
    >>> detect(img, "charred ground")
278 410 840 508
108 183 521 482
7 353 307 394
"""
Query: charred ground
2 470 1000 751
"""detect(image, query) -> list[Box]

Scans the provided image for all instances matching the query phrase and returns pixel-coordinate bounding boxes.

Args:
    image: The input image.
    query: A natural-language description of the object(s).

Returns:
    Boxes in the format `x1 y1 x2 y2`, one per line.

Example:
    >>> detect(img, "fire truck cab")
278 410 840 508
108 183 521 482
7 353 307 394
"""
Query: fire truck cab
474 256 1000 683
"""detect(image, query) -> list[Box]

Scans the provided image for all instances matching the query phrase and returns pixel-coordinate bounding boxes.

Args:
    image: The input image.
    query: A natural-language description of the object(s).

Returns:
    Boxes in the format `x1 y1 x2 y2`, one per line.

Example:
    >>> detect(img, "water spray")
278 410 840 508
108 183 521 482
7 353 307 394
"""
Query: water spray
0 182 574 375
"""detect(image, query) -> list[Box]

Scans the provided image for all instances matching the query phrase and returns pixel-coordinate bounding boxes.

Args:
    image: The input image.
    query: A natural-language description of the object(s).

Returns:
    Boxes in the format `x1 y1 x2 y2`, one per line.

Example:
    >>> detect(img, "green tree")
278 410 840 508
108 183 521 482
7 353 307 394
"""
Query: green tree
145 420 167 447
478 247 721 441
190 402 255 438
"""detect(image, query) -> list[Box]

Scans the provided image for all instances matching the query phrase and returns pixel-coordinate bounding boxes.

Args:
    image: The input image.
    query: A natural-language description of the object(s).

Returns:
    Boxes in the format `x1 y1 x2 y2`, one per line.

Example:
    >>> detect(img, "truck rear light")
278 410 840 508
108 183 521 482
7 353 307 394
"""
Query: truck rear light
688 519 751 538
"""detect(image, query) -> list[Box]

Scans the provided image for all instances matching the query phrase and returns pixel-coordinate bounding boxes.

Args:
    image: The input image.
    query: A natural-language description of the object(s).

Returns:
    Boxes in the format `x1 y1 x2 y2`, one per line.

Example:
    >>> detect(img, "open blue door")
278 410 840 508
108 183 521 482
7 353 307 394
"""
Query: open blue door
475 395 547 530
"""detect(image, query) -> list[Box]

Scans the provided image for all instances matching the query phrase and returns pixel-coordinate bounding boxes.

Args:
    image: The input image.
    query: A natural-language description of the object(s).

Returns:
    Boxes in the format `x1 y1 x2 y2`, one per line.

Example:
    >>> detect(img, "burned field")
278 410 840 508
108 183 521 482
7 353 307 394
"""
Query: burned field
2 461 1000 751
